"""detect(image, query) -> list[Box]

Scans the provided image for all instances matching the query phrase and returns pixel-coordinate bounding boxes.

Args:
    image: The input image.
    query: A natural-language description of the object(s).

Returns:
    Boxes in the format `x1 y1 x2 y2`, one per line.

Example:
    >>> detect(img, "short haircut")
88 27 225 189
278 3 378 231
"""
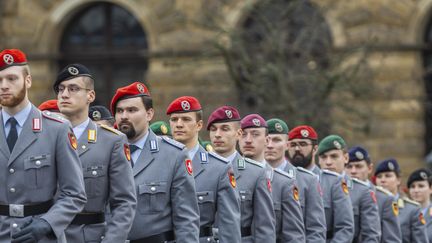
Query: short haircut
82 76 94 90
196 110 203 121
141 96 153 110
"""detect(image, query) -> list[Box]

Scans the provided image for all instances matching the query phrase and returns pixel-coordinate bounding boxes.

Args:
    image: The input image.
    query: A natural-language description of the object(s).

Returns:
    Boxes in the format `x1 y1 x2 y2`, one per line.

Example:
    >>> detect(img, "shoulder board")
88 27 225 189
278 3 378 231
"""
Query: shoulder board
99 124 121 135
208 152 229 163
274 168 294 179
42 110 67 123
161 136 185 150
352 178 369 187
244 158 265 168
375 186 393 196
403 197 421 206
296 166 315 176
322 169 340 177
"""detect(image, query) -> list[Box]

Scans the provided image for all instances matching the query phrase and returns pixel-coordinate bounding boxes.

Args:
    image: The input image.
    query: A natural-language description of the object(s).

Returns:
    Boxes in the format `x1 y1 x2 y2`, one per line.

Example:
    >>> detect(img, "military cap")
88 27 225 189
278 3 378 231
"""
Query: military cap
200 140 214 152
89 105 113 121
0 49 27 71
206 105 241 130
348 146 371 164
53 64 94 92
150 121 171 136
38 99 59 112
288 125 318 140
317 135 346 155
166 96 202 115
407 168 432 188
374 158 400 176
267 118 289 134
240 114 267 129
110 82 150 114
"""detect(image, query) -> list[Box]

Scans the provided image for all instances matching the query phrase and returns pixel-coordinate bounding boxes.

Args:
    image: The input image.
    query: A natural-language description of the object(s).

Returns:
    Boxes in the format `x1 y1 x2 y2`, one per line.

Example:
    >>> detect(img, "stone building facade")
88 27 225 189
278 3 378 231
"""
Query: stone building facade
1 0 432 181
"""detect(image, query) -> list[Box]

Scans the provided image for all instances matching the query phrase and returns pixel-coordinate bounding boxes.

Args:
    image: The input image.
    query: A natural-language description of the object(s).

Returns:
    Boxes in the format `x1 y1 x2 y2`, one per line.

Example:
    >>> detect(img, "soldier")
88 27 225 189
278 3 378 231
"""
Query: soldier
266 119 326 243
317 135 381 243
111 82 200 242
149 121 171 137
38 99 59 113
375 159 429 243
207 106 275 243
166 96 241 243
287 126 354 243
0 49 86 243
54 64 137 242
346 146 402 243
407 168 432 242
89 105 115 127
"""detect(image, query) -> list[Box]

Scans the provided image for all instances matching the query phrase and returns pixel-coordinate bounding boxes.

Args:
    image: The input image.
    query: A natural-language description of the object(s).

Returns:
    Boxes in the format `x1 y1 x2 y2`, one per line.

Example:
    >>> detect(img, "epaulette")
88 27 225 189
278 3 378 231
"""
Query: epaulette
375 186 393 196
352 178 369 187
244 158 265 168
100 124 121 135
322 169 340 177
274 168 294 179
403 197 421 207
161 136 185 150
208 152 229 163
42 110 67 123
296 166 315 176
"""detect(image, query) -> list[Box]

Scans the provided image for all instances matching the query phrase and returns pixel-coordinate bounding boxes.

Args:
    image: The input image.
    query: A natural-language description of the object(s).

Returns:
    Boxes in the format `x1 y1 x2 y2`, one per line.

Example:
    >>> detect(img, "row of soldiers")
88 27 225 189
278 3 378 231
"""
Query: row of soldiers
0 48 430 243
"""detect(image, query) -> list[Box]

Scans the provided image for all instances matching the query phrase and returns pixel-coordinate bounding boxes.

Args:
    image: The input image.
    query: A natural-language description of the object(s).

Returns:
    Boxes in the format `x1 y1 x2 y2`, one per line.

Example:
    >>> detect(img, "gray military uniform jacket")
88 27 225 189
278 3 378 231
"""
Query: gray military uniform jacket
312 167 354 243
231 152 275 243
397 196 429 243
191 145 241 243
284 162 326 243
128 130 200 242
266 165 305 243
64 120 136 243
0 106 87 242
424 204 432 242
343 175 381 243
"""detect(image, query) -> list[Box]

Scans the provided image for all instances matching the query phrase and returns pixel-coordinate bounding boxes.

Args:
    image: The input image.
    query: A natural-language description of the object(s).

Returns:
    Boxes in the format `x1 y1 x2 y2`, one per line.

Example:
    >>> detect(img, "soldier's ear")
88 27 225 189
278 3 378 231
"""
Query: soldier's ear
196 120 203 131
87 90 95 103
25 74 32 89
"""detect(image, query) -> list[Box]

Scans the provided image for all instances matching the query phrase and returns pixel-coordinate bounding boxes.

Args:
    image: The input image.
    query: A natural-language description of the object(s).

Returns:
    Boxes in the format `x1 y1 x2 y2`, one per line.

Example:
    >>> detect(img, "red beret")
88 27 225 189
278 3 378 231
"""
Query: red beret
241 114 267 129
288 125 318 140
166 96 202 115
110 82 150 114
0 49 27 71
206 105 241 130
38 100 59 112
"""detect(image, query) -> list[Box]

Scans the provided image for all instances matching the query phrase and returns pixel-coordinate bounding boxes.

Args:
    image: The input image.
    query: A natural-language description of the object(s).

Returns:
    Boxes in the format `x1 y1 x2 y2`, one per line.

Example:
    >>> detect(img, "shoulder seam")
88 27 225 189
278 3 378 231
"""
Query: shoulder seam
208 152 229 163
244 158 264 168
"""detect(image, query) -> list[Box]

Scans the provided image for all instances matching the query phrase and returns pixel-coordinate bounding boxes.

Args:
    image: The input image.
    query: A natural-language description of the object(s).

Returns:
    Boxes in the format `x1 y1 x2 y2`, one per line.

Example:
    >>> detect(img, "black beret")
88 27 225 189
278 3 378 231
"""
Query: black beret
348 146 371 164
407 168 432 188
89 105 113 121
374 158 400 176
53 63 93 92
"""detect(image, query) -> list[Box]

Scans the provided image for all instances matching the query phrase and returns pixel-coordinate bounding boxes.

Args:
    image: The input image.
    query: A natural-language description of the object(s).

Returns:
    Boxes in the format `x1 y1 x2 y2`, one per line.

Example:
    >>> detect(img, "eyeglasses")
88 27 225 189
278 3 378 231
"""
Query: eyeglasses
56 84 92 94
288 141 313 149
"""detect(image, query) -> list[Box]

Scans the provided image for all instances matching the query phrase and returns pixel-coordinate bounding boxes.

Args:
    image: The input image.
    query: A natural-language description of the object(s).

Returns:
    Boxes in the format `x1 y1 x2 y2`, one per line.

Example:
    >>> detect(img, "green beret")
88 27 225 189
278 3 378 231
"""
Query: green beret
150 121 171 136
267 118 289 134
317 135 346 155
200 140 214 152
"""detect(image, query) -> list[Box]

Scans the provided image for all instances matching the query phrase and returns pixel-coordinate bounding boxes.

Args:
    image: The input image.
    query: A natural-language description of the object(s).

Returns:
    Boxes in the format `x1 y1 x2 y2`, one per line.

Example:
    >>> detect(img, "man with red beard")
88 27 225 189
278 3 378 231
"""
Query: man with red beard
287 125 354 243
111 82 199 242
0 49 86 243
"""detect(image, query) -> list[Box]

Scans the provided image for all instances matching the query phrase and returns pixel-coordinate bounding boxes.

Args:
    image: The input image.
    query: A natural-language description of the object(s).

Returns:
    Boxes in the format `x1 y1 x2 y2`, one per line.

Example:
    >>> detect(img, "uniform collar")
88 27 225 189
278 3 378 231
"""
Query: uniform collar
2 102 32 127
225 151 238 163
188 143 200 160
276 159 288 170
72 118 90 140
130 129 150 150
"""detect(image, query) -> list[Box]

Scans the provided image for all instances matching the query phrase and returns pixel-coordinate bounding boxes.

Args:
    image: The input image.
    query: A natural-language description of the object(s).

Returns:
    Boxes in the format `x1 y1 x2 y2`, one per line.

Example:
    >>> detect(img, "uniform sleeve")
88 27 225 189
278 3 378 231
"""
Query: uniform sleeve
103 135 137 243
41 125 87 238
280 180 305 243
304 175 326 243
171 149 200 243
217 164 241 243
359 188 381 243
380 195 402 243
253 169 276 242
330 177 354 243
411 206 429 243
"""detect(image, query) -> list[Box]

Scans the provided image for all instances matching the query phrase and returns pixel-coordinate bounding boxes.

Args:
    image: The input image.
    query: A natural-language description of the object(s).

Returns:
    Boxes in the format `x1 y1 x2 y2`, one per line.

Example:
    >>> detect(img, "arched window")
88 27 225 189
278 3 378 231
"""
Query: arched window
59 2 148 106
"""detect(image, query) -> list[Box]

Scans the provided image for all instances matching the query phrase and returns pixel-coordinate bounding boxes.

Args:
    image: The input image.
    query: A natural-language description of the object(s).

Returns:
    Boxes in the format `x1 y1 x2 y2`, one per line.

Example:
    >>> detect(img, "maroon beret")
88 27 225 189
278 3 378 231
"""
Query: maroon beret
288 125 318 140
0 49 27 71
166 96 202 115
241 114 267 129
206 105 241 130
110 82 150 114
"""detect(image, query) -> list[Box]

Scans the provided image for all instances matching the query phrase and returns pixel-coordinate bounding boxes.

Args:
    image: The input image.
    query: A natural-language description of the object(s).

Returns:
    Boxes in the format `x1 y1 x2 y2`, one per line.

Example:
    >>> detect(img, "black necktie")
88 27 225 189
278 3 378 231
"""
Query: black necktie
129 145 139 167
7 117 18 152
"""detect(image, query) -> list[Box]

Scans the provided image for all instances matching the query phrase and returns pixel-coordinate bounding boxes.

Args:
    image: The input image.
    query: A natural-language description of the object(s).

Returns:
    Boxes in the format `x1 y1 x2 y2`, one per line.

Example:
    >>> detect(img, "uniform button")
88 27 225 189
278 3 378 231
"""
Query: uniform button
9 188 15 193
9 168 14 174
35 160 41 166
150 186 156 192
82 145 86 149
101 236 104 240
12 223 18 228
198 196 204 201
92 171 97 176
241 195 246 200
207 238 211 241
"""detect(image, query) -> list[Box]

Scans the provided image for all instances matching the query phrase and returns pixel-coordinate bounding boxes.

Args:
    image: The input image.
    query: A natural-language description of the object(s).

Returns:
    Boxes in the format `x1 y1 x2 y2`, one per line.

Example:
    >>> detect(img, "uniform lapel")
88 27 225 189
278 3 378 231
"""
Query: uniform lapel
0 111 10 158
8 106 38 166
232 152 242 180
191 146 205 178
133 131 156 177
77 121 96 157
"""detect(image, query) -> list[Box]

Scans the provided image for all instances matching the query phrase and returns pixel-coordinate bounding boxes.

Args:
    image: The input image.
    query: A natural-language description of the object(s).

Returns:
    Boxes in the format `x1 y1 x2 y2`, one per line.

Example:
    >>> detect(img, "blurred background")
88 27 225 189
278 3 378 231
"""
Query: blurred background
1 0 432 181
